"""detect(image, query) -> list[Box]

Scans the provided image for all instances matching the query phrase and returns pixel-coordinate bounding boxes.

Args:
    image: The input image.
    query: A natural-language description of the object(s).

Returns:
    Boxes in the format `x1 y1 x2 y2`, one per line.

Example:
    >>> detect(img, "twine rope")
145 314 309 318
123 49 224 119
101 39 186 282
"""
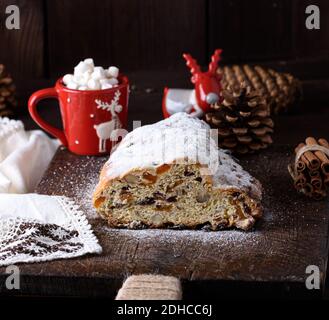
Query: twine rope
115 275 182 300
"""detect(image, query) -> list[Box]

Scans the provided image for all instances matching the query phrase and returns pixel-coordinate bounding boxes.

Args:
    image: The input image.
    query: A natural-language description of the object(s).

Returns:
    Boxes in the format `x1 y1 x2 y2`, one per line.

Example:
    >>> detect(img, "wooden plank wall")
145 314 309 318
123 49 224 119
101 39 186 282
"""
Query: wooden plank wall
0 0 44 78
0 0 328 81
46 0 207 77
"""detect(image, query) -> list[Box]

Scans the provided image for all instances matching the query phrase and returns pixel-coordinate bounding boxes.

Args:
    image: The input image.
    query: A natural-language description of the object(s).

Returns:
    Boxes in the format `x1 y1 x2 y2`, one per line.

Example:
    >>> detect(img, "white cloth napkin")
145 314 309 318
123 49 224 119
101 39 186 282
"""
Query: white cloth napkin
0 117 59 193
0 117 102 265
0 194 102 266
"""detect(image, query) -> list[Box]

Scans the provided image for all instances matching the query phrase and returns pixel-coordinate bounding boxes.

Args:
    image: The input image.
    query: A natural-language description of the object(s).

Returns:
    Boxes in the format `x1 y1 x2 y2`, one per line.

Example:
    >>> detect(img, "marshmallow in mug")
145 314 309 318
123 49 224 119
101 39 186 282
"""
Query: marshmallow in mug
62 58 120 91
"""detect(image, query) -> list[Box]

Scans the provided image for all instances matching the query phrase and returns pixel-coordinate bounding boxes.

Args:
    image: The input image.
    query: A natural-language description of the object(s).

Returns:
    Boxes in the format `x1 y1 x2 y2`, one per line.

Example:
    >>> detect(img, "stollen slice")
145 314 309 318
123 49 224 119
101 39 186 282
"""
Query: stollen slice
93 112 262 231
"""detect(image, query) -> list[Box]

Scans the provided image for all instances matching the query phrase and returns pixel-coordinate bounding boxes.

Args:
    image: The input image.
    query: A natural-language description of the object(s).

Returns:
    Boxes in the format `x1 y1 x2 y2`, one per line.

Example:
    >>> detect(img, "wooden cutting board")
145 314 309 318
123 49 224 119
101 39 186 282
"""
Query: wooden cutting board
1 145 328 298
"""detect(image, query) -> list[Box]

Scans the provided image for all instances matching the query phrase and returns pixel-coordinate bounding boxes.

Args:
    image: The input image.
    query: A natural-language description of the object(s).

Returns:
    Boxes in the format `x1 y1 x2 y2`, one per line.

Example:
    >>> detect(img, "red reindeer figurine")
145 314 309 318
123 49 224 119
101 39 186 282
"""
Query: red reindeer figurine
162 49 222 118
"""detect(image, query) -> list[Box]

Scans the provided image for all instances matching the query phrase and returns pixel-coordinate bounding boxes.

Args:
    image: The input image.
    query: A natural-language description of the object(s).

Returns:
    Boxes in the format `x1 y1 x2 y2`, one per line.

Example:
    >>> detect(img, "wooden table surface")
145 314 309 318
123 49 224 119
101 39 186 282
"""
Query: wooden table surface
1 70 329 299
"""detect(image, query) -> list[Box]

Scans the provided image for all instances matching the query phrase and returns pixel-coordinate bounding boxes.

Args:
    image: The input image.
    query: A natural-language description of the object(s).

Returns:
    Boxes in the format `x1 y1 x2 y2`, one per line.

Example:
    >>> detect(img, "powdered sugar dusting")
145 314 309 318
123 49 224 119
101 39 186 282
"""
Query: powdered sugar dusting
100 112 261 199
214 149 262 200
103 112 218 178
100 225 264 249
37 151 103 220
75 177 99 219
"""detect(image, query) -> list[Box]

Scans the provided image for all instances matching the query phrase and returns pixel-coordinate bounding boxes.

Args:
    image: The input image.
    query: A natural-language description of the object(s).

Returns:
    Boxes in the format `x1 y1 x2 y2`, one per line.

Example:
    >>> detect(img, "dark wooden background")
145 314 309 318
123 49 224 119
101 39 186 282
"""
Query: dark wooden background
0 0 328 81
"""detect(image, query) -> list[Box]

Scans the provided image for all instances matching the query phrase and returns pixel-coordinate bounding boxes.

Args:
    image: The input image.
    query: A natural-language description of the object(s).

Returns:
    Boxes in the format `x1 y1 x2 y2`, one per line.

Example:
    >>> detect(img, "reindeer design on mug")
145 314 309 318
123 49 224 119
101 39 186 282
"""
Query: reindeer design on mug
94 91 123 153
162 49 222 118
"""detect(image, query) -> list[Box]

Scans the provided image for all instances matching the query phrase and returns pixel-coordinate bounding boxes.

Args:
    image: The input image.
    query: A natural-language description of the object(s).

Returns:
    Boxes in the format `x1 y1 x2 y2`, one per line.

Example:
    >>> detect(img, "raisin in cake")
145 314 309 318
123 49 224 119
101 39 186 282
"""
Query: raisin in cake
93 112 262 230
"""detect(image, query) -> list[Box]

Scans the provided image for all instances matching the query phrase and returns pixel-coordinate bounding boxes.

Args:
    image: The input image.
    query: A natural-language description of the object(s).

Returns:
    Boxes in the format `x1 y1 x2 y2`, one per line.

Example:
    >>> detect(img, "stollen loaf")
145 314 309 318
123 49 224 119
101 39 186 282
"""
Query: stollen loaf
93 112 262 230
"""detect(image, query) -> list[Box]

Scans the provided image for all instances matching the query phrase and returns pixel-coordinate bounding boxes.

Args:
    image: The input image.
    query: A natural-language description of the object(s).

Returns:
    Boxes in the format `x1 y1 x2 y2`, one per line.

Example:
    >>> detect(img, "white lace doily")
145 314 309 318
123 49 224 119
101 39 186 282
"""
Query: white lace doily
0 195 102 266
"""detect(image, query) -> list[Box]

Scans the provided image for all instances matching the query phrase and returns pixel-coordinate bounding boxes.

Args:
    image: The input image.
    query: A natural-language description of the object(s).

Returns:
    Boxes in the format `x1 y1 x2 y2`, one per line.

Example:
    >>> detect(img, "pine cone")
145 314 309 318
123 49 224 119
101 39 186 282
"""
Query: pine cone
204 85 274 154
218 65 302 114
0 64 17 117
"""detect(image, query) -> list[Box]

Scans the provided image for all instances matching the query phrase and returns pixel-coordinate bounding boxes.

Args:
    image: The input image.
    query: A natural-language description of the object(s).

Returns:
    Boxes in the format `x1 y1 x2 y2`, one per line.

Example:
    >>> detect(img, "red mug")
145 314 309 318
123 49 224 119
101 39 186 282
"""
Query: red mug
28 75 129 155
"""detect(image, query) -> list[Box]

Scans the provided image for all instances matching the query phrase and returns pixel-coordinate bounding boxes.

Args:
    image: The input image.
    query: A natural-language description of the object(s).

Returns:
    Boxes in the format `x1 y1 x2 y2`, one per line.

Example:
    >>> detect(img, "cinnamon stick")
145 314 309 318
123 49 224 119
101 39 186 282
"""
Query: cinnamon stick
288 164 306 189
289 137 329 200
310 175 322 190
309 170 320 178
295 173 307 190
294 143 306 172
295 142 319 171
317 138 329 174
304 137 321 170
303 183 313 195
318 138 329 148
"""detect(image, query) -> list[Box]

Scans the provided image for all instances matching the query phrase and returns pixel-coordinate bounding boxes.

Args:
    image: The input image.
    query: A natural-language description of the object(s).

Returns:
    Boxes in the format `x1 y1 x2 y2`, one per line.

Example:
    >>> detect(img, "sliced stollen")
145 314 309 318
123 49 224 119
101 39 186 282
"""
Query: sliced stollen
93 112 262 231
